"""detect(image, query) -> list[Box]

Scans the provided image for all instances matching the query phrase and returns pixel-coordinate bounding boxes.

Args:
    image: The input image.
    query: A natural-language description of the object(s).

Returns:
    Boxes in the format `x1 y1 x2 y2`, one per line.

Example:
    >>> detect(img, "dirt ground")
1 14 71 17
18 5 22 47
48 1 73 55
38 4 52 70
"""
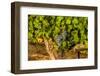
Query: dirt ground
28 43 88 61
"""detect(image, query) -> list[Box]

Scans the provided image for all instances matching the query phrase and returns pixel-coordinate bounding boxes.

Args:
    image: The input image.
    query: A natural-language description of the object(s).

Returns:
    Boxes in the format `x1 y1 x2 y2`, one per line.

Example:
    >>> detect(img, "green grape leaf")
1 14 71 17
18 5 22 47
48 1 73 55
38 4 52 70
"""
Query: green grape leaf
72 17 79 24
